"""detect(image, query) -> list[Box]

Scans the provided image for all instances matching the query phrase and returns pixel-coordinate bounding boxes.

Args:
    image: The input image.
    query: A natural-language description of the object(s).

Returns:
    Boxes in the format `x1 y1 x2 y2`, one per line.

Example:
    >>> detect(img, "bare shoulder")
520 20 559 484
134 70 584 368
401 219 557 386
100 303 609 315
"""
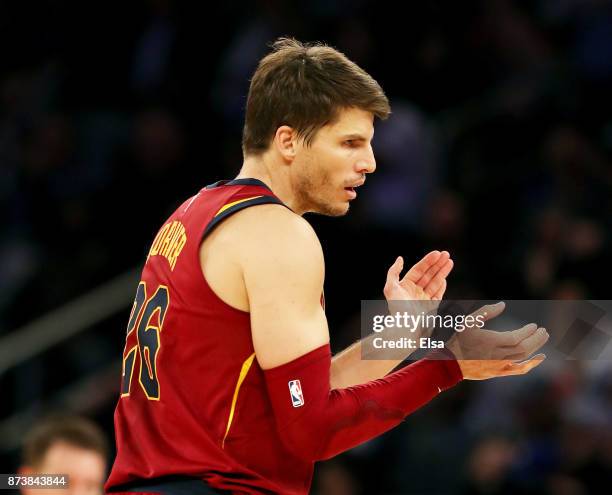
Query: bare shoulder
240 204 322 257
199 203 323 312
205 204 321 255
233 205 324 290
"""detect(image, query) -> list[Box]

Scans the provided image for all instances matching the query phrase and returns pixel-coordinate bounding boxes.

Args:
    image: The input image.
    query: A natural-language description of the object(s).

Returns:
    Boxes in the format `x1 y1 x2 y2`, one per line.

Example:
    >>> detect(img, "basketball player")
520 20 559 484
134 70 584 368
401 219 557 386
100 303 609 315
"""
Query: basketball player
105 38 548 495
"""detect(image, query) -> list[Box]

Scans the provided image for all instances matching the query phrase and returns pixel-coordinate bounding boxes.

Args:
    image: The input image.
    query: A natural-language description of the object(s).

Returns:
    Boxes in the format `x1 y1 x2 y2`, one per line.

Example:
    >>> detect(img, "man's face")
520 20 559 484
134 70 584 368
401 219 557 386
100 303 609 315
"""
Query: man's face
21 441 106 495
291 107 376 216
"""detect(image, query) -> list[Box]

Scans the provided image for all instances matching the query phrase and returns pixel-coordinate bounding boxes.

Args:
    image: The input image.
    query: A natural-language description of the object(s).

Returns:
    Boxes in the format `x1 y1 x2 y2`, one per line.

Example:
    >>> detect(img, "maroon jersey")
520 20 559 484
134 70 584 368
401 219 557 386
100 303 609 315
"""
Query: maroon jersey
105 178 316 494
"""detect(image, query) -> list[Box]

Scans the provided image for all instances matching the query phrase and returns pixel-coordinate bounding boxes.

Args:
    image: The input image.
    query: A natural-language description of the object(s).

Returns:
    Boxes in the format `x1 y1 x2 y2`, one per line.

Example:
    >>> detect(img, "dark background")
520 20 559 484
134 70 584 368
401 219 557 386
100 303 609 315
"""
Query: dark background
1 0 612 493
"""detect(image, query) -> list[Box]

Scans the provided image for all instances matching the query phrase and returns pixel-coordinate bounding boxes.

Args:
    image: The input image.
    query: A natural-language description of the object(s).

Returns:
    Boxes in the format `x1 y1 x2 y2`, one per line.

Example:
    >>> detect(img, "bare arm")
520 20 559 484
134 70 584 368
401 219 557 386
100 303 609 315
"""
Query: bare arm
239 205 329 369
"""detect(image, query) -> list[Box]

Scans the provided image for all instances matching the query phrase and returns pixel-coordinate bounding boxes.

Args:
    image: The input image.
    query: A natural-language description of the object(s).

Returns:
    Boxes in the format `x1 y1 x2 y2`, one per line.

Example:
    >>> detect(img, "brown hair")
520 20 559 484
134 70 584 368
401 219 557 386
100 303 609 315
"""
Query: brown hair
22 415 109 468
242 37 390 156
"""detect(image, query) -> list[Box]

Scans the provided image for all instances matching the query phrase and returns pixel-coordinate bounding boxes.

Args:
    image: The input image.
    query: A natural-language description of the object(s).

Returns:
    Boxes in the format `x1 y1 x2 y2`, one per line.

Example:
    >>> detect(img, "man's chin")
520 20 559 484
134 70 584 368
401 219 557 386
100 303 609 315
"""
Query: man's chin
309 201 350 217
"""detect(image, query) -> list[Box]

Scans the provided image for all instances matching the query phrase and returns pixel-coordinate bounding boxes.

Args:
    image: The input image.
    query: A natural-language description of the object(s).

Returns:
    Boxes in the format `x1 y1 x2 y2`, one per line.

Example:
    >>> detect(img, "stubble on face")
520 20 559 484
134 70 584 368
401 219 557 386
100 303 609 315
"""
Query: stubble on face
293 151 350 217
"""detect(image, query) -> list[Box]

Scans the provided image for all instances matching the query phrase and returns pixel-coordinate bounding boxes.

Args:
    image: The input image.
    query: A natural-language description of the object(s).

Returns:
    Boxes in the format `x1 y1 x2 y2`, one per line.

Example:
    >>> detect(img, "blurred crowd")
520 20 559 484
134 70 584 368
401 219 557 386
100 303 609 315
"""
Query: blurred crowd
1 0 612 493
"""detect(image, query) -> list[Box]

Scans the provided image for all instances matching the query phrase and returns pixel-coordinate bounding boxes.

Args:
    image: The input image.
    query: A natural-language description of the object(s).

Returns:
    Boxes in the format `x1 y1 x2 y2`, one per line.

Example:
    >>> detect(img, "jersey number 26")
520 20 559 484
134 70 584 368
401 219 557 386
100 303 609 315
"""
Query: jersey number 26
120 281 169 400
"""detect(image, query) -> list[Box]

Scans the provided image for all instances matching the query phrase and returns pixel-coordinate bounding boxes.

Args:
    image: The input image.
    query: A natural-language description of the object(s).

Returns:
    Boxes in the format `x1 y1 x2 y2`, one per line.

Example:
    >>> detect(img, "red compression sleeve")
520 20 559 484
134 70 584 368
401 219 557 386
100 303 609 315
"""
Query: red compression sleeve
264 345 462 461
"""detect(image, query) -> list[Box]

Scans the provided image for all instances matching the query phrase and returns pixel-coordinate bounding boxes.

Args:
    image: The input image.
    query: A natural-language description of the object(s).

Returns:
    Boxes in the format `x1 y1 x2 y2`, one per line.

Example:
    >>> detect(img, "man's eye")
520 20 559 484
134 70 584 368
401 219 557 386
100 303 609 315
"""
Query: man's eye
344 140 355 146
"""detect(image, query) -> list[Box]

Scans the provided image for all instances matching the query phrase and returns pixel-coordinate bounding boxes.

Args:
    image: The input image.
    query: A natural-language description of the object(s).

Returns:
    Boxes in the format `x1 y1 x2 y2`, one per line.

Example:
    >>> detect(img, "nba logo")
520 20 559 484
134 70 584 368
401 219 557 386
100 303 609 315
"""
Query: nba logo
288 379 304 407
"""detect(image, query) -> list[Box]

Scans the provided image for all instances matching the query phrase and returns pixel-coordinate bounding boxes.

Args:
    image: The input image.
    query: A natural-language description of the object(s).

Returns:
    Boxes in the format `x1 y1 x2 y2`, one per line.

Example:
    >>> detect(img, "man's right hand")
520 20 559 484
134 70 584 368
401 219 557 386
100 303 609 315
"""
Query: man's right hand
446 302 549 380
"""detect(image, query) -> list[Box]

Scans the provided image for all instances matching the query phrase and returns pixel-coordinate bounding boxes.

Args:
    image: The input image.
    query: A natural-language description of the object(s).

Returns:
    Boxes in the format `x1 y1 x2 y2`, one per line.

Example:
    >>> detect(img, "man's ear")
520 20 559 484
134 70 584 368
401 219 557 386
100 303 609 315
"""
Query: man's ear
274 125 297 163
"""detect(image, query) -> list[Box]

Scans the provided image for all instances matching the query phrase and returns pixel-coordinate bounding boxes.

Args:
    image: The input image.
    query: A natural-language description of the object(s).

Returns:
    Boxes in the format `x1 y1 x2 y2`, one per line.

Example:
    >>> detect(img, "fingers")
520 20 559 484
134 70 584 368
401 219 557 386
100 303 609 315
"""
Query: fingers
423 259 453 298
386 256 404 283
501 353 546 375
432 279 447 300
404 251 441 284
494 322 538 347
458 355 546 380
502 327 549 360
470 302 506 323
413 251 449 287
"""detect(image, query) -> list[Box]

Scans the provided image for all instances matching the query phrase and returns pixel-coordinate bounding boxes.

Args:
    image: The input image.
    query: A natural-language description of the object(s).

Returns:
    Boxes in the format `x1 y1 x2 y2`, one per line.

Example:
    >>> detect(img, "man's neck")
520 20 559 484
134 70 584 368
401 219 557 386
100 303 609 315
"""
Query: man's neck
237 155 303 214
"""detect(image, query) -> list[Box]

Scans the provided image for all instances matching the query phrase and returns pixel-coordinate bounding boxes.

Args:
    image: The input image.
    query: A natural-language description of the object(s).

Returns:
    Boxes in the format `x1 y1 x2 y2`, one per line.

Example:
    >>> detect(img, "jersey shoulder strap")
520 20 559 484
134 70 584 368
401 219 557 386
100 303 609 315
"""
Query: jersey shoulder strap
202 178 289 240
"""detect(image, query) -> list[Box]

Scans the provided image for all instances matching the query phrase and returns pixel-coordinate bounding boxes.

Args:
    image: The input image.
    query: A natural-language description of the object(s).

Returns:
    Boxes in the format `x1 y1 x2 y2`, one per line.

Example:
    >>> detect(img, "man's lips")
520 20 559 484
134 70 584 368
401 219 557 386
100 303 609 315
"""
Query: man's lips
344 180 365 190
344 181 364 199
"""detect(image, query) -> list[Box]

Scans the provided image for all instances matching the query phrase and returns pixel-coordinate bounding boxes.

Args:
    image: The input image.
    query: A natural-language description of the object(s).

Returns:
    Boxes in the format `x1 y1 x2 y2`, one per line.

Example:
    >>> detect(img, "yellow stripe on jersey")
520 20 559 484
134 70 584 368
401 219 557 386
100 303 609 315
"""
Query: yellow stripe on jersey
222 352 256 448
215 196 263 217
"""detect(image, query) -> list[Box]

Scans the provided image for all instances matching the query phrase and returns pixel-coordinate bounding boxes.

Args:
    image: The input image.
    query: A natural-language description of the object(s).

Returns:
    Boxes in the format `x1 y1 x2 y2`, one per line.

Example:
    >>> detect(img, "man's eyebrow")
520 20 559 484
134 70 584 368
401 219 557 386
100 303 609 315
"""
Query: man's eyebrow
340 133 368 140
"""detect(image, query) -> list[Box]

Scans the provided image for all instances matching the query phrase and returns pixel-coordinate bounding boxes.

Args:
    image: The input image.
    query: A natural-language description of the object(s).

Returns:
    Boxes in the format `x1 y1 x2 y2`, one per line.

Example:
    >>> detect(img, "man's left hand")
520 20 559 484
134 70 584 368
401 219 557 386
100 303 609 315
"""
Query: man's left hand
383 250 453 302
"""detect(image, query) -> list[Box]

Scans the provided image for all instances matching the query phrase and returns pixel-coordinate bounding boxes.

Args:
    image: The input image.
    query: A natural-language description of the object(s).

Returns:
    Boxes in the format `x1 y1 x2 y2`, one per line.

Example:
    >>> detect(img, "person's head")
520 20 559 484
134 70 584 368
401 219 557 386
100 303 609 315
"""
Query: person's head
19 415 108 495
242 38 390 216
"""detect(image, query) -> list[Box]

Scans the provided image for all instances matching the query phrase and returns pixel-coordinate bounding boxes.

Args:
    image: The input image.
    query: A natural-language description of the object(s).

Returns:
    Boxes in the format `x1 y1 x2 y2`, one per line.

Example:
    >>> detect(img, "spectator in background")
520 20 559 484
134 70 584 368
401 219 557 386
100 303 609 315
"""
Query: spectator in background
19 415 108 495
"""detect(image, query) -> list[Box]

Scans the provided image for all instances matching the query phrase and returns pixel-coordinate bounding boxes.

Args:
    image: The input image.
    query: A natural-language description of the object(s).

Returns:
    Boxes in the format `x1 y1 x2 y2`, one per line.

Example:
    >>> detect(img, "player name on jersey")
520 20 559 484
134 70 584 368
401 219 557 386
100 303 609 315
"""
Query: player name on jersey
147 220 187 270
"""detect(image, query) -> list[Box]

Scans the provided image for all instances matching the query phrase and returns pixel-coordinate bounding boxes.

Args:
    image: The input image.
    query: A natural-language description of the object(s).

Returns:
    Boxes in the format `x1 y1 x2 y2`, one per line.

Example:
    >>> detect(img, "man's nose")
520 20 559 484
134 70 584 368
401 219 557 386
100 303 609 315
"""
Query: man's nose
356 146 376 174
